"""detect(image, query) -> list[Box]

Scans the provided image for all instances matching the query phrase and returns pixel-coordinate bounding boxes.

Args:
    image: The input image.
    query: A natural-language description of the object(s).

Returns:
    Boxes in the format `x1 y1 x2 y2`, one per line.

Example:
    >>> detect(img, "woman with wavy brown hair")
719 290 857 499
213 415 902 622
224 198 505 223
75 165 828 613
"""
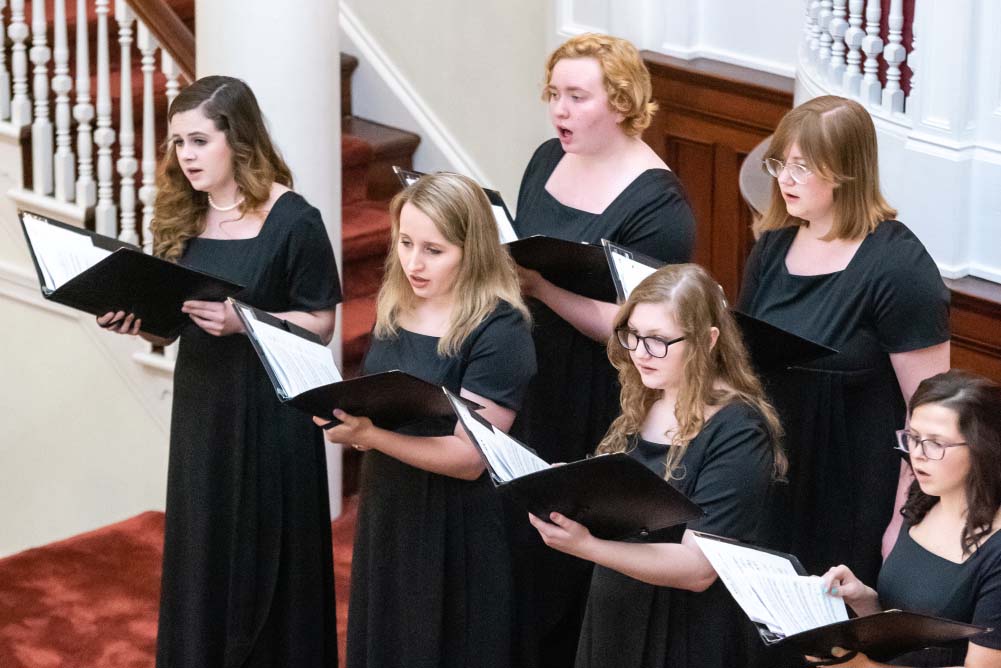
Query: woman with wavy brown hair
99 75 341 667
530 263 784 668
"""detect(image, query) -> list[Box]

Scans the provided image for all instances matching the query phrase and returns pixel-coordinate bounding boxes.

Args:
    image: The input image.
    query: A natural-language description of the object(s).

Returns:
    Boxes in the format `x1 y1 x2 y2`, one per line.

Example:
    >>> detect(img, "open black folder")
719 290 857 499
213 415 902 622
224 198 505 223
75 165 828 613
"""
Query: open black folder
691 532 989 661
19 210 242 338
444 388 703 541
602 239 837 371
232 300 479 429
393 166 615 301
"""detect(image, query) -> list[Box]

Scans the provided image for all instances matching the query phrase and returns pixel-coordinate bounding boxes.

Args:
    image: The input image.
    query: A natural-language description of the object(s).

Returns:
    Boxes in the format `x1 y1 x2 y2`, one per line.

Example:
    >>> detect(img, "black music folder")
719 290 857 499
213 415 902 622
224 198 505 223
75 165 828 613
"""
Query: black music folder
602 239 837 371
445 389 704 541
233 301 479 429
691 532 989 661
19 210 242 338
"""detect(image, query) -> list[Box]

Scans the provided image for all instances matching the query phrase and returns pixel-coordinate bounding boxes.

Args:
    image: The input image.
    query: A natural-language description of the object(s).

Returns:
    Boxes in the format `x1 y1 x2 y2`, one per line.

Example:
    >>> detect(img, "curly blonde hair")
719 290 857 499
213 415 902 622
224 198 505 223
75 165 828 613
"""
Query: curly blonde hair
151 76 293 260
597 264 786 480
374 172 530 357
543 33 658 136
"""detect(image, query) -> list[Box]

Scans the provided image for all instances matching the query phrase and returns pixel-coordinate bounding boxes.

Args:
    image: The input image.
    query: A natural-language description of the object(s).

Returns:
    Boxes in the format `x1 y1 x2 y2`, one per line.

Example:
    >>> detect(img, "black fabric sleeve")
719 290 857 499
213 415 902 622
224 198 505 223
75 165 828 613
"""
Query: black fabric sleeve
616 174 696 264
738 232 771 311
284 200 343 311
460 304 537 411
687 405 774 542
869 224 950 354
970 548 1001 649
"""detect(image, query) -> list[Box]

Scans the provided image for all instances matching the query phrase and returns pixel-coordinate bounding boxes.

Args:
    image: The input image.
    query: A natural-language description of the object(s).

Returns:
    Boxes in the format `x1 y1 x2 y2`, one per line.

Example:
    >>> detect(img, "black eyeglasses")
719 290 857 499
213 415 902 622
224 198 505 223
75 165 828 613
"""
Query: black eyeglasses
894 429 968 461
615 329 685 358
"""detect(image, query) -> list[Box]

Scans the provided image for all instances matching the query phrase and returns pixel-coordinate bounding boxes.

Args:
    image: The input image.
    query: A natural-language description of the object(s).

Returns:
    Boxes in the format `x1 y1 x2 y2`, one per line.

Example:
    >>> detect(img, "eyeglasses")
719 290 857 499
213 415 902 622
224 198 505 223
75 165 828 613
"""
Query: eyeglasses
894 429 968 461
615 329 685 358
762 158 813 185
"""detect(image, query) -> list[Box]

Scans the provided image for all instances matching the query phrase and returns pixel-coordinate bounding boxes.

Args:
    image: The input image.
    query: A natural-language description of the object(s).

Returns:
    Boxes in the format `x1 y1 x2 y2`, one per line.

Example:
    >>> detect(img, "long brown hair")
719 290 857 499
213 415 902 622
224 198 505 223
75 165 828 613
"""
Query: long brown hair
755 95 896 241
373 172 529 356
901 370 1001 556
151 75 293 260
596 264 786 479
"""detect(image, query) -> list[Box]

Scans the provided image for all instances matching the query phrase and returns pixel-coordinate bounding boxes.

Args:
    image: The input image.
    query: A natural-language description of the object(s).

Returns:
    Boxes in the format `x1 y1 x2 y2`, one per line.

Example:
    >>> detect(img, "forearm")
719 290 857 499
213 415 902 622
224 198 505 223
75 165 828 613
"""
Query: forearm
531 280 619 343
577 536 718 592
138 332 176 347
272 308 337 344
355 427 485 481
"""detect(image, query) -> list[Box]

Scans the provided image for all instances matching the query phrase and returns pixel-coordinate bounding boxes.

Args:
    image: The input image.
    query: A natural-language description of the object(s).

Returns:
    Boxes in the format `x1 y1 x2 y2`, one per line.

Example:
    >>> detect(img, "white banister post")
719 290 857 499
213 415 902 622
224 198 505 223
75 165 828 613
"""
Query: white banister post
0 0 11 121
842 0 865 96
161 51 180 110
882 0 906 112
808 1 822 66
827 0 848 86
51 0 75 201
817 0 834 71
74 0 95 207
860 0 883 106
30 0 53 195
802 0 816 61
137 23 158 254
94 0 117 237
115 0 138 244
8 0 30 126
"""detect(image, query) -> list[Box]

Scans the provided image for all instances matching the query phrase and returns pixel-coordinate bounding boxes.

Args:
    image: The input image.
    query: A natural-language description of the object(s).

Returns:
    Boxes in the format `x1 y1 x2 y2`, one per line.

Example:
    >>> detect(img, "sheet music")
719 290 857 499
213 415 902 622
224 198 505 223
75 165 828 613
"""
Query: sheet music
22 213 112 291
692 534 848 637
239 305 342 399
490 205 519 244
609 249 657 299
448 393 548 480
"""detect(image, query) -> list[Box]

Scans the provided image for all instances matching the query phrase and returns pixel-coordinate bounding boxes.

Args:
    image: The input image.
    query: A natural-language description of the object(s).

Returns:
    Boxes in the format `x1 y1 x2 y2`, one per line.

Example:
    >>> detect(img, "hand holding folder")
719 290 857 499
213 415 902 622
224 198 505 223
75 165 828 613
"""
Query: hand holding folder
445 389 703 541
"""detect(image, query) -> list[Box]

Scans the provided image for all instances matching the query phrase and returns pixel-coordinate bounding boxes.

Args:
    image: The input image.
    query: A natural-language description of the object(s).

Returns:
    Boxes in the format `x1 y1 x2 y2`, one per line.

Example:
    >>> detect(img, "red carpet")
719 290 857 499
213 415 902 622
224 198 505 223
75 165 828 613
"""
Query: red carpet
0 497 358 667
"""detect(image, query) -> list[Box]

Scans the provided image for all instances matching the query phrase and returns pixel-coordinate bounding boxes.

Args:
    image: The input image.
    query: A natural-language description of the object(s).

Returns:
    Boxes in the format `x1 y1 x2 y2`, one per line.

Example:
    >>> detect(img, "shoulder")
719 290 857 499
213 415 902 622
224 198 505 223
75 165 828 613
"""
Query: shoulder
865 220 944 288
269 191 325 234
470 300 532 339
699 401 771 453
524 138 563 173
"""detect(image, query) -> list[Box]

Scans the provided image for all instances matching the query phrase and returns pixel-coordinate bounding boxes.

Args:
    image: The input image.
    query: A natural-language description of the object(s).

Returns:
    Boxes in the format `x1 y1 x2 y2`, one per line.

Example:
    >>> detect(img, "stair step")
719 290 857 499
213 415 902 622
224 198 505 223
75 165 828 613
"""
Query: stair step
341 53 359 118
342 296 376 378
342 135 373 206
342 201 390 261
342 116 420 202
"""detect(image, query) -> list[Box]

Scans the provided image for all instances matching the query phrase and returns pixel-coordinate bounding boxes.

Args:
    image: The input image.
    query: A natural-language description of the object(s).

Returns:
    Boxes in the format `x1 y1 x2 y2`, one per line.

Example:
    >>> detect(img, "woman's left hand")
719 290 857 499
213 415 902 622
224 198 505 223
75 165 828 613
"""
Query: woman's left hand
182 299 245 337
528 511 595 560
516 265 545 300
313 409 375 450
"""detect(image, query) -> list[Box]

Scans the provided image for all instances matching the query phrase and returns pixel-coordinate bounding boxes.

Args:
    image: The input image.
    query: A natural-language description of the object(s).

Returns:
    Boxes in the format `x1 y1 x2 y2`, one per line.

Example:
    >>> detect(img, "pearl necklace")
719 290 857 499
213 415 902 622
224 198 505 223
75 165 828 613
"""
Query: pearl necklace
207 194 245 212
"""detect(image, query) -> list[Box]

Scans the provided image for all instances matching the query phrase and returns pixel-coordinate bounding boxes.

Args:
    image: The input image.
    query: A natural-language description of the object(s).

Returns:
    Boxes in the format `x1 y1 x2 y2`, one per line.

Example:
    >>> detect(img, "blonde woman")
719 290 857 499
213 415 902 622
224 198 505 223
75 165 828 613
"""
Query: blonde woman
100 76 341 667
317 172 536 668
738 95 950 586
530 263 785 668
510 33 697 666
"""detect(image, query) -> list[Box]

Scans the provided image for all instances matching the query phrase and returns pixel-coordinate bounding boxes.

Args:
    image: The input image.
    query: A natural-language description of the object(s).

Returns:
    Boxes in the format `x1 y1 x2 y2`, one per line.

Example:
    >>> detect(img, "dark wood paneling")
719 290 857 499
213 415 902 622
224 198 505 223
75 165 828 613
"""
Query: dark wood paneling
642 51 794 301
947 277 1001 383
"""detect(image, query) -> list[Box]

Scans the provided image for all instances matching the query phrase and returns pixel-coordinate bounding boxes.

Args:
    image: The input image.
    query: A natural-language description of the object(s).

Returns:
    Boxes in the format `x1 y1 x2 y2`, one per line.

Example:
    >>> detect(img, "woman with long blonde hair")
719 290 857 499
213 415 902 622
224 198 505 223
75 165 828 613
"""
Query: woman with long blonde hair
531 263 784 668
317 172 536 668
99 75 341 667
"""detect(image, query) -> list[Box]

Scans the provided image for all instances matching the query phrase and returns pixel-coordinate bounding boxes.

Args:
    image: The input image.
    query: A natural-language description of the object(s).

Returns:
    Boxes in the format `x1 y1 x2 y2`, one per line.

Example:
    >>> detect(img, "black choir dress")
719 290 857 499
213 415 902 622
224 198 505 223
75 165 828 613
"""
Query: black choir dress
738 220 950 585
576 402 774 668
509 138 697 667
878 522 1001 666
156 192 342 668
346 302 536 668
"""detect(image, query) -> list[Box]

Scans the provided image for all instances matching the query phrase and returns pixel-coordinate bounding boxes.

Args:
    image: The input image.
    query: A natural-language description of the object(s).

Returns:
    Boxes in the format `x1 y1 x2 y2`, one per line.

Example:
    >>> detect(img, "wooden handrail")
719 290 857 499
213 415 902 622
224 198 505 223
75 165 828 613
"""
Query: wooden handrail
125 0 195 82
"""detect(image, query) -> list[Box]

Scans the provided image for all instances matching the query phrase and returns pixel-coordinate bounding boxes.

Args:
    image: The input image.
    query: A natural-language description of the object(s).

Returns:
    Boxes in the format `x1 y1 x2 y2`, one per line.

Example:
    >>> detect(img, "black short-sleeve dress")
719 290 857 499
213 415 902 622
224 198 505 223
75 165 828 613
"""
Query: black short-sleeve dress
346 302 536 668
738 220 950 584
156 191 343 668
575 402 775 668
877 522 1001 666
509 138 697 667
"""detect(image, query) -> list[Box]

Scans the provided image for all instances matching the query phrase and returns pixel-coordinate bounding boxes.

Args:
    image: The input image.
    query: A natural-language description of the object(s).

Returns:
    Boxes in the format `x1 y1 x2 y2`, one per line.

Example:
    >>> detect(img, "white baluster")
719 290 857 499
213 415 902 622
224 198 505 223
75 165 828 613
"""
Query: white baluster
74 0 95 207
94 0 117 236
137 23 157 254
115 0 138 244
907 15 916 102
827 0 848 86
0 0 11 121
882 0 906 112
860 0 884 106
161 50 180 110
842 0 865 96
30 0 53 195
808 1 823 65
818 0 834 70
8 0 30 126
51 0 74 201
802 0 816 61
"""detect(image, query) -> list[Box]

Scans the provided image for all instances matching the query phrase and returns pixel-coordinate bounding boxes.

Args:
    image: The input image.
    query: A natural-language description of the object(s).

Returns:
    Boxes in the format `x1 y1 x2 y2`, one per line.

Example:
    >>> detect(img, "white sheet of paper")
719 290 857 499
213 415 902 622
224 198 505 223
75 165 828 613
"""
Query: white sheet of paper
22 213 112 291
449 394 548 480
610 250 657 299
491 205 519 244
241 306 341 399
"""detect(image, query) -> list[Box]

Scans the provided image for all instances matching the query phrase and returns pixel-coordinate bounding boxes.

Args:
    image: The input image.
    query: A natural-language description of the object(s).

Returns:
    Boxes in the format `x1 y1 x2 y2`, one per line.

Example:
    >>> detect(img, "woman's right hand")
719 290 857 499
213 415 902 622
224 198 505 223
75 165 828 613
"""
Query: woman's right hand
97 310 142 336
820 564 881 616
